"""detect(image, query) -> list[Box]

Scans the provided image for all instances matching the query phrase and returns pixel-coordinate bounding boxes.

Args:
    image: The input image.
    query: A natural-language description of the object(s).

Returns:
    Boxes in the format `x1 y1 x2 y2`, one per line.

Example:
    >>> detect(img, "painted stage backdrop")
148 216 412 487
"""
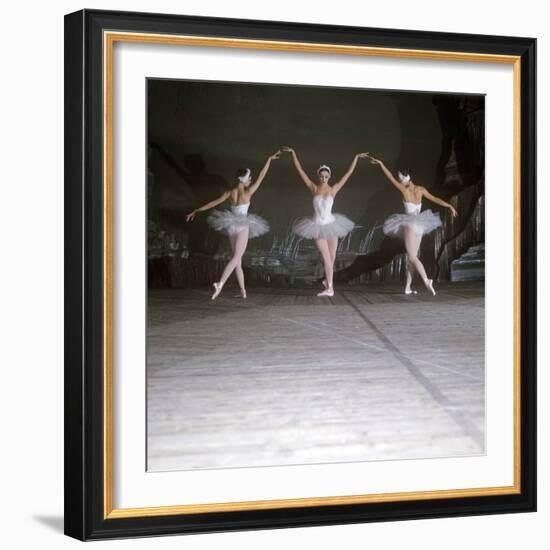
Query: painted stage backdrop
147 79 484 289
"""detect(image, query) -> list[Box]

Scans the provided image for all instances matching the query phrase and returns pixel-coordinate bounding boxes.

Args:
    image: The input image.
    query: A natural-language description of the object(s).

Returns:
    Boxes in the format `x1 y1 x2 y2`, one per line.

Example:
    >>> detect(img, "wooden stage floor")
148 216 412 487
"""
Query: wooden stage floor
146 282 485 471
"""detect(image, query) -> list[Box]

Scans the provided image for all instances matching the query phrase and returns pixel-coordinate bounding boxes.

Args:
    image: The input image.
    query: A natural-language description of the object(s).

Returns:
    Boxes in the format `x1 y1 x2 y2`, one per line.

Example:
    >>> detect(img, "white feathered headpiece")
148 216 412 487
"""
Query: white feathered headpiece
398 171 411 184
317 165 332 176
238 168 251 183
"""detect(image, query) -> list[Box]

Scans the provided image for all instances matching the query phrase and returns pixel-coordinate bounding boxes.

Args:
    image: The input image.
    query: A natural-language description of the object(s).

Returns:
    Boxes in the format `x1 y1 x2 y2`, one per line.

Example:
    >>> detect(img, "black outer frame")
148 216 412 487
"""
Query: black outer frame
64 8 537 541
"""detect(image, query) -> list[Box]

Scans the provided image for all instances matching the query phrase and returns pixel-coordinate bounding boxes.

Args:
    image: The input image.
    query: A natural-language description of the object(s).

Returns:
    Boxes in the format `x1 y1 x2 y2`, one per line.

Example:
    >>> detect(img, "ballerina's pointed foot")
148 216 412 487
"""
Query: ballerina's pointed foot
317 286 334 297
211 282 224 300
234 289 247 299
404 288 418 295
425 279 436 296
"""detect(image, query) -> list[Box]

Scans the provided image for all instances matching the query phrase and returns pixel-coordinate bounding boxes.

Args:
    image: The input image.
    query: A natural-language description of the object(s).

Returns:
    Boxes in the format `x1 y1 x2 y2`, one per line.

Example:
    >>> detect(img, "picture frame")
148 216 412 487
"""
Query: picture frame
64 8 536 541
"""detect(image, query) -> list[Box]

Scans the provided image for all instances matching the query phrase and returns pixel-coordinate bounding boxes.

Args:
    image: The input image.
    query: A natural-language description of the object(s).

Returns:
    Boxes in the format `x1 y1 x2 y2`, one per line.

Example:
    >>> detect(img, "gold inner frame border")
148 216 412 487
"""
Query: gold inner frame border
102 30 522 519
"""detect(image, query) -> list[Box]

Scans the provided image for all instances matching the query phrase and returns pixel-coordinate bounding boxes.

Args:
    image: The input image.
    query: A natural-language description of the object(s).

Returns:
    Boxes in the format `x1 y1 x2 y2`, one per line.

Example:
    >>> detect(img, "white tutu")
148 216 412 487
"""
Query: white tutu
207 203 269 238
293 194 355 240
383 209 442 238
293 213 355 240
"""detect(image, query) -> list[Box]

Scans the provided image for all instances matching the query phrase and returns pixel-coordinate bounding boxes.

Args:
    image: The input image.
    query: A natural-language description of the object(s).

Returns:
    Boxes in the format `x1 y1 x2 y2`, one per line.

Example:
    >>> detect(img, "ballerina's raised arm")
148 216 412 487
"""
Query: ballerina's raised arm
247 150 281 197
368 154 457 217
330 152 371 194
280 146 317 193
367 155 408 193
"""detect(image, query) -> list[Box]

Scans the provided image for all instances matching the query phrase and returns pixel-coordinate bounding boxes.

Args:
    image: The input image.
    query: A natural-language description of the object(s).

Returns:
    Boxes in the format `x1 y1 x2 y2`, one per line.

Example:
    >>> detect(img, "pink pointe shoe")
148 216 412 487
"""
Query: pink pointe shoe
234 289 247 299
424 278 436 296
211 282 224 300
404 288 418 295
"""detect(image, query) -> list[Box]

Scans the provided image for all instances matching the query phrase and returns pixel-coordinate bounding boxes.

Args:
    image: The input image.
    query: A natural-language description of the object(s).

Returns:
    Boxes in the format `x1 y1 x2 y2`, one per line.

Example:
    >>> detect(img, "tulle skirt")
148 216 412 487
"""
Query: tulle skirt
383 210 442 238
207 210 269 238
292 213 355 240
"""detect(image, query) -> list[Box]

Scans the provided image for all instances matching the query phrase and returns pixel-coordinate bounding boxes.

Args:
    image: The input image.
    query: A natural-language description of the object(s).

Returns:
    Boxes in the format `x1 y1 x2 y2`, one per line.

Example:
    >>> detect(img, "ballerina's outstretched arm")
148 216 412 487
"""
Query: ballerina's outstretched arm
367 155 407 193
247 150 281 197
331 152 370 194
280 146 316 193
420 187 458 217
185 191 231 222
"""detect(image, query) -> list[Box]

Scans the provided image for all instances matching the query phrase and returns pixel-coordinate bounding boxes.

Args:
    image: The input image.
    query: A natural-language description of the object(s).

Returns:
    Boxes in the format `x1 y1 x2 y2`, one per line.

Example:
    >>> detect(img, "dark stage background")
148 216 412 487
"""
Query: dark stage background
147 79 484 288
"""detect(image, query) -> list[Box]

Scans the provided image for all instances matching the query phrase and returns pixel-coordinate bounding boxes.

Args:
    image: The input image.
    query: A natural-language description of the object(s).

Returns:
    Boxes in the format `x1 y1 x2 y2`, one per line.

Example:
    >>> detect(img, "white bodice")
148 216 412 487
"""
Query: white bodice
231 202 250 215
313 195 336 225
403 201 422 215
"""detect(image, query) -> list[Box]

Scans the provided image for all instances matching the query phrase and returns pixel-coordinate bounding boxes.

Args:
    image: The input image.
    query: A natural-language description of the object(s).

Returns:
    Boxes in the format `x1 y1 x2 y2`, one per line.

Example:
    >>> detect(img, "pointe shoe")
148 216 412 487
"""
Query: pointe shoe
211 282 224 300
234 289 247 299
317 286 334 297
424 279 436 296
404 289 418 295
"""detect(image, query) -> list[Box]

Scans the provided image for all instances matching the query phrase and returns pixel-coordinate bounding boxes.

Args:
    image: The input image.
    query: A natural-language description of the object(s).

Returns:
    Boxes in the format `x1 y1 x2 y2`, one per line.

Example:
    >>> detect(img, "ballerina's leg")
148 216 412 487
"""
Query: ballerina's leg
328 238 338 269
403 226 435 294
327 238 338 266
233 234 247 296
315 239 334 295
405 258 416 293
228 233 237 256
322 238 338 289
227 234 246 295
212 227 249 299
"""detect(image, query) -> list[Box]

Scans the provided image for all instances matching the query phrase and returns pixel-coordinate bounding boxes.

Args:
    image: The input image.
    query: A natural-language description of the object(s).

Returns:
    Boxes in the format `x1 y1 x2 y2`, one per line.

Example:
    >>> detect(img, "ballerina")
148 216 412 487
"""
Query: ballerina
281 146 370 297
186 150 280 299
367 155 458 296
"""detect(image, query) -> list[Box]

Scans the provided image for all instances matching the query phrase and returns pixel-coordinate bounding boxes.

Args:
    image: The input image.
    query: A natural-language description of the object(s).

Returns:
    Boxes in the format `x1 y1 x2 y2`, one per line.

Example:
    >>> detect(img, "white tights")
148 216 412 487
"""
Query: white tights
314 238 338 287
403 226 429 289
218 228 249 291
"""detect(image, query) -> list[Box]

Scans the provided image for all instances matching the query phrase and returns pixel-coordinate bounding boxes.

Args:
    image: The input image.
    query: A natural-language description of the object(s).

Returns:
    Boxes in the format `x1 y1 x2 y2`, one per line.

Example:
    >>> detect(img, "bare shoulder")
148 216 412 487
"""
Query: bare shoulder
225 189 237 203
